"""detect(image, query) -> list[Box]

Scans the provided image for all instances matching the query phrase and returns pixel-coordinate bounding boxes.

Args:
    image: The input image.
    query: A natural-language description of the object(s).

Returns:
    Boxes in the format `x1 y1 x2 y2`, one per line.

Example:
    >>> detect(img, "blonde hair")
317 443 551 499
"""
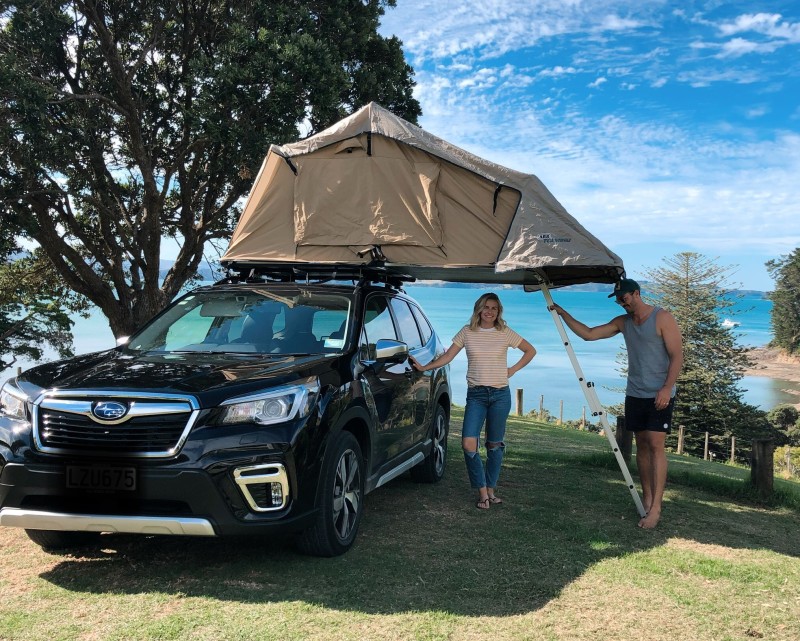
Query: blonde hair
468 293 507 331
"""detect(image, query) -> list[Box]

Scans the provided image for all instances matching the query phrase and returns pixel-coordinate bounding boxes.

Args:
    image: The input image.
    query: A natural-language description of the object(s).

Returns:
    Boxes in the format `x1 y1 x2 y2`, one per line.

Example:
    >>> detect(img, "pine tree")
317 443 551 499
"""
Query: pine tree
643 253 775 458
767 248 800 355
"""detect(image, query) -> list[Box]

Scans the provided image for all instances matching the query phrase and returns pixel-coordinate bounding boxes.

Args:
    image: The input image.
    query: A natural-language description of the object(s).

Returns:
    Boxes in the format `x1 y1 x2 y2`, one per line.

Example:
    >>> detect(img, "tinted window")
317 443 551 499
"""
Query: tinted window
362 296 397 360
409 303 433 345
390 299 423 349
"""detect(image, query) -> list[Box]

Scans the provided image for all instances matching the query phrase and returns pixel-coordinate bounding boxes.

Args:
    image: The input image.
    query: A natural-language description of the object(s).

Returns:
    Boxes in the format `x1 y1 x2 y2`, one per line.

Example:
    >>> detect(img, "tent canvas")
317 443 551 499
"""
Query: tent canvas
221 102 623 290
221 103 644 518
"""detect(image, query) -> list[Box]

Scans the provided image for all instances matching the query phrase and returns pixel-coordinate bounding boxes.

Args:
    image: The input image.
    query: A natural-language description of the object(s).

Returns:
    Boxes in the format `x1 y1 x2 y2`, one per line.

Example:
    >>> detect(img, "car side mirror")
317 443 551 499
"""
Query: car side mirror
374 339 409 363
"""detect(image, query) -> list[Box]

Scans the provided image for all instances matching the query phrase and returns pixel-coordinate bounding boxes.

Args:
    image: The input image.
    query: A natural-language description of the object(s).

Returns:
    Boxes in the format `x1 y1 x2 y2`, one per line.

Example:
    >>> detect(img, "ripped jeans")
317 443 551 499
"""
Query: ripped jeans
461 385 511 489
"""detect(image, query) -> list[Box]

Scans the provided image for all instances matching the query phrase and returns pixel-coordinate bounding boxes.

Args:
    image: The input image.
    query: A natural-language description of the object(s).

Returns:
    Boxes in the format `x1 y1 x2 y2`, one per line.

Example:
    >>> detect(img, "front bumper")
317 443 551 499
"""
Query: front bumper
0 457 318 538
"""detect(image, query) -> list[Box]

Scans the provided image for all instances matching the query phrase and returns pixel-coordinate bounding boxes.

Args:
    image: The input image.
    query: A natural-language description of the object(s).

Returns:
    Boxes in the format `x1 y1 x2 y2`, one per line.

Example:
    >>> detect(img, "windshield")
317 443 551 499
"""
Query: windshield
127 287 352 356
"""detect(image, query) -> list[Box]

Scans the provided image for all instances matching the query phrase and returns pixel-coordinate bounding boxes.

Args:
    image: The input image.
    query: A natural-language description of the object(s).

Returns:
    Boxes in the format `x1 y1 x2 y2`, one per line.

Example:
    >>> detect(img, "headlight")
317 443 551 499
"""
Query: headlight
0 380 28 421
218 377 320 426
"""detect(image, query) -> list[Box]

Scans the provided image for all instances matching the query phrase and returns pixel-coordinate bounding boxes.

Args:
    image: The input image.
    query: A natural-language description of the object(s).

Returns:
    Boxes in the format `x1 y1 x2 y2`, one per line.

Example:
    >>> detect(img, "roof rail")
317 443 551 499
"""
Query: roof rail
217 262 415 288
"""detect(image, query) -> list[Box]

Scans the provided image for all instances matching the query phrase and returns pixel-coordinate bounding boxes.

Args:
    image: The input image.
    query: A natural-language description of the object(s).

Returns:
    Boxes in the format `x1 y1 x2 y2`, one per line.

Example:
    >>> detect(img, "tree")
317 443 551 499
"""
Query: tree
643 253 778 458
0 0 420 338
0 251 91 374
766 404 799 431
767 248 800 355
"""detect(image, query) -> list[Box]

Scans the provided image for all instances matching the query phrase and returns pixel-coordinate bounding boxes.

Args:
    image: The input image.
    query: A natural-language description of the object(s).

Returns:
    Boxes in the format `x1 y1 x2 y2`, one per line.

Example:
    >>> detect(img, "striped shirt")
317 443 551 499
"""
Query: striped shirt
453 325 524 388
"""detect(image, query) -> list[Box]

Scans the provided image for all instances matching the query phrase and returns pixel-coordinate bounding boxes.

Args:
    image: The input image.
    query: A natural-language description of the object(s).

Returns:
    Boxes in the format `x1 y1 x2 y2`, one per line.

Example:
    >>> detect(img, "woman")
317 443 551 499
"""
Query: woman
410 293 536 509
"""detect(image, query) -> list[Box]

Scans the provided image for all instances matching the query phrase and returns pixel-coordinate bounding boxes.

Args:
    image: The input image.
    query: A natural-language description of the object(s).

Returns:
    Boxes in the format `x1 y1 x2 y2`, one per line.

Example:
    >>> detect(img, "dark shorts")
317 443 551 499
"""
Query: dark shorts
624 395 674 433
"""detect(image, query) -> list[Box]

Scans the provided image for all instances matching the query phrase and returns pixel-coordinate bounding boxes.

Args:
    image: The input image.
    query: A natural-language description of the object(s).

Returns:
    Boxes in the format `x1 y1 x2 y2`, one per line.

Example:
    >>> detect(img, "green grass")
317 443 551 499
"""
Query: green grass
1 408 798 640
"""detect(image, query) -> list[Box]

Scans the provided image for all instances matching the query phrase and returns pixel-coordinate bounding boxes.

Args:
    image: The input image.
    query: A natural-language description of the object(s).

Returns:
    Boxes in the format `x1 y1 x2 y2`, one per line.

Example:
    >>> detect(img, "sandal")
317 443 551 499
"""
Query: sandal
487 496 503 505
476 498 491 510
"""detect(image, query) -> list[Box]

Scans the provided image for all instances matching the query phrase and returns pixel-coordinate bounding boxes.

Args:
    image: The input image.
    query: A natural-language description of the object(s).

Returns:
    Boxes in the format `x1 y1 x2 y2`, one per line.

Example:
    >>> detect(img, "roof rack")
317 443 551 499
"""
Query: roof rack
217 262 416 288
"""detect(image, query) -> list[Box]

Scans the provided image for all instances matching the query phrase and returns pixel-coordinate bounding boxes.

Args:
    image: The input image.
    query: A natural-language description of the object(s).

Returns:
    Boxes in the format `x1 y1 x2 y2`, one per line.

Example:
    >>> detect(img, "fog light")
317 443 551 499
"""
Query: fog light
271 482 283 505
233 464 289 512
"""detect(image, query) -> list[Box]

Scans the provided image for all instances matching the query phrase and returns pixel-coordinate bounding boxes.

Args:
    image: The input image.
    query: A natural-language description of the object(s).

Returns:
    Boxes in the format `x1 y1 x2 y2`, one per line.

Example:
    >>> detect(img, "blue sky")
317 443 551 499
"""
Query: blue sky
378 0 800 291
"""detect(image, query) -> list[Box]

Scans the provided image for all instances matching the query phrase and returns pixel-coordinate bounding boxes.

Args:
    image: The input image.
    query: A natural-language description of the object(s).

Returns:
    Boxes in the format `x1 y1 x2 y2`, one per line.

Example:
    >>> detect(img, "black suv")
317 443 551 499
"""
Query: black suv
0 267 450 556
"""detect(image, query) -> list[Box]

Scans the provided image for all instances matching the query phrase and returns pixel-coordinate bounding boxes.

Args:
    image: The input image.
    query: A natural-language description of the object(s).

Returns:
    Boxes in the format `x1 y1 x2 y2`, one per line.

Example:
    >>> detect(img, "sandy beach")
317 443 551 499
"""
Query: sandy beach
745 346 800 408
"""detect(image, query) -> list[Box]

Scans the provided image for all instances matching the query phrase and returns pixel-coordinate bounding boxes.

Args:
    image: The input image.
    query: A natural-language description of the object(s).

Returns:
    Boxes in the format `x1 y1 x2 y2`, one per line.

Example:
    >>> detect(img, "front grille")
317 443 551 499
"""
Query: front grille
39 410 188 453
32 391 200 458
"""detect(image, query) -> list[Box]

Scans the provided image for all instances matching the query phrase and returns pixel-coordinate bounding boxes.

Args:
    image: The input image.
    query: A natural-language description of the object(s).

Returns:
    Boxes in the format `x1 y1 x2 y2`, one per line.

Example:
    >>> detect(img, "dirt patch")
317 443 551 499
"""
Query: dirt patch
744 347 800 408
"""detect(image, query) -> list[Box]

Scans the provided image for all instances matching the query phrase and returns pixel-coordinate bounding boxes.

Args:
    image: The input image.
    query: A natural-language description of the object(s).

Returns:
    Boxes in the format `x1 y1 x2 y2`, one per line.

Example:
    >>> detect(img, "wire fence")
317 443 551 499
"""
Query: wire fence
515 390 799 480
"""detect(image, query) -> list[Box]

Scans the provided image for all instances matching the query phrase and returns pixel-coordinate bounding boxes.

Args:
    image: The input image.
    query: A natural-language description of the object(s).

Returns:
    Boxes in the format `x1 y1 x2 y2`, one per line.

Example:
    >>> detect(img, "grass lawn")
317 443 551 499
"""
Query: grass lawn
1 408 798 641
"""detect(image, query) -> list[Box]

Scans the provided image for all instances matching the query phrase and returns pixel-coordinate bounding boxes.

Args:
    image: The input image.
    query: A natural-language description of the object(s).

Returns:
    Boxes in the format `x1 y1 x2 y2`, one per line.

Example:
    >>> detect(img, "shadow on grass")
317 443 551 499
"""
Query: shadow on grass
37 419 800 617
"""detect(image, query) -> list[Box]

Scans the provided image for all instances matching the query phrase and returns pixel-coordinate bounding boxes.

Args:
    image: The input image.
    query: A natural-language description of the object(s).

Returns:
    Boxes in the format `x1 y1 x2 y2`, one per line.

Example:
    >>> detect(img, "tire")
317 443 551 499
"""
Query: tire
296 431 364 557
411 403 448 483
25 529 102 552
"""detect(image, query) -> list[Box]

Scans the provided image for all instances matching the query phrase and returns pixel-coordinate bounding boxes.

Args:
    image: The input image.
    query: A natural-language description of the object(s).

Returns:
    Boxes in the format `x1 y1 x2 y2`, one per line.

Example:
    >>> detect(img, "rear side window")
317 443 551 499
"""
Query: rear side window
389 299 423 350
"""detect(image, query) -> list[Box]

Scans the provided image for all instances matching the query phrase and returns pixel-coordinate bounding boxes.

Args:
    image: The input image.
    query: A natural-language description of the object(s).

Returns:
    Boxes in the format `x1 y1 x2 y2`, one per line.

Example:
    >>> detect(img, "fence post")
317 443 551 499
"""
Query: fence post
538 394 544 420
704 432 710 461
581 406 586 430
515 388 523 416
730 436 736 465
751 439 775 498
677 425 684 455
558 400 563 426
787 447 793 477
616 416 632 463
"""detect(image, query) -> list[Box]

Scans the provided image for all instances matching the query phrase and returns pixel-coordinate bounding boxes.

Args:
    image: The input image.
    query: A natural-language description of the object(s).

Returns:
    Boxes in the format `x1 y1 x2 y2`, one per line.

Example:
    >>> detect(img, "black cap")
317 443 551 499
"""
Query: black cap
608 278 640 299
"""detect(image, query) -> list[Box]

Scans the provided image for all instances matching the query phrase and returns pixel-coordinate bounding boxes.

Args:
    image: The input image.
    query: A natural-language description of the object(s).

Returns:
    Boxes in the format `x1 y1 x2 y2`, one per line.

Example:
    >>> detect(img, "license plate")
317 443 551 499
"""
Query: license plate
66 465 137 491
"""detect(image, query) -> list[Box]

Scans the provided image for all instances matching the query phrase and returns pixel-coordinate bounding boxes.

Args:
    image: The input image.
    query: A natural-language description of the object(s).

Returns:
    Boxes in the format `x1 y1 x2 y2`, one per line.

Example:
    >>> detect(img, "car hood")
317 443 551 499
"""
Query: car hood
18 349 338 406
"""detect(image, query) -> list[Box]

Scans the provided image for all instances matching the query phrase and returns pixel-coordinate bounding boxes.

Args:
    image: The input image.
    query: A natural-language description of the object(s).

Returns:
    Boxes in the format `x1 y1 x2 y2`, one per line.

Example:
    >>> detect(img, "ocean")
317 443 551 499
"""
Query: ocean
6 285 797 420
403 285 796 419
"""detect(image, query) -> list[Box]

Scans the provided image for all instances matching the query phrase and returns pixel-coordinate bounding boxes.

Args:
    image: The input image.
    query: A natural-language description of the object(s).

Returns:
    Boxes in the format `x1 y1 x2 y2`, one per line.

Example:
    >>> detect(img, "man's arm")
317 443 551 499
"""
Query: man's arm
656 310 684 408
551 303 623 341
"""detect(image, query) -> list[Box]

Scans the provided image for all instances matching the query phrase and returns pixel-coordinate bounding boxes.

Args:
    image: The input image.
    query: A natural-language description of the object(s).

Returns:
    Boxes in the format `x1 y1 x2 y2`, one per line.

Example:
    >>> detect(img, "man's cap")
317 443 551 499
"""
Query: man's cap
608 278 641 299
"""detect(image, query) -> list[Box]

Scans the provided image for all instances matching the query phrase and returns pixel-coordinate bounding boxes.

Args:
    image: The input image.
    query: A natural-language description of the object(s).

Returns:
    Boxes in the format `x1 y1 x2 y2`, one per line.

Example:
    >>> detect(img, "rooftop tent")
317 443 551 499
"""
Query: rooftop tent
221 102 624 290
221 104 645 519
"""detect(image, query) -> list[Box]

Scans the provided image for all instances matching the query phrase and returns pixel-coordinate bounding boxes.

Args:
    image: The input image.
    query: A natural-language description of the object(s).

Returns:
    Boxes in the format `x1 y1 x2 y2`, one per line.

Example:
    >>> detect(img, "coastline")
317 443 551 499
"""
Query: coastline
745 346 800 408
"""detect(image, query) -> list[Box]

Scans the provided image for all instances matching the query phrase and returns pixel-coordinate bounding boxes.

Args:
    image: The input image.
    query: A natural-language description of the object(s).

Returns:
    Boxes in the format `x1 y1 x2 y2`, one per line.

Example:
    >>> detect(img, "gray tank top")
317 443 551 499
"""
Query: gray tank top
621 307 675 398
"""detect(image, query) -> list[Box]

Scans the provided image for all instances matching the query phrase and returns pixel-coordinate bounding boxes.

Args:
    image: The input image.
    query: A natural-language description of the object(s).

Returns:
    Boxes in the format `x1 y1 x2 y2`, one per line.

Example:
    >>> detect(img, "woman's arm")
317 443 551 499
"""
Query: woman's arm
508 339 536 377
409 343 462 371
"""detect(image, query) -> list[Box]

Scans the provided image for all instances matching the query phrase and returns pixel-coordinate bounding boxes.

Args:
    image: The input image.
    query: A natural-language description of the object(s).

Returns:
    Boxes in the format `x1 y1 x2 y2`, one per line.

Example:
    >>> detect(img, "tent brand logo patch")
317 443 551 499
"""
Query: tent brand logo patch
537 233 571 243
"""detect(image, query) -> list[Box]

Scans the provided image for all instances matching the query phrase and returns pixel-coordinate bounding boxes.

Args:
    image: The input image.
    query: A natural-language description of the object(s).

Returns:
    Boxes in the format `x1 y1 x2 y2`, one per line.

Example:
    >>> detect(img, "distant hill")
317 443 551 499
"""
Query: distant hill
155 260 771 296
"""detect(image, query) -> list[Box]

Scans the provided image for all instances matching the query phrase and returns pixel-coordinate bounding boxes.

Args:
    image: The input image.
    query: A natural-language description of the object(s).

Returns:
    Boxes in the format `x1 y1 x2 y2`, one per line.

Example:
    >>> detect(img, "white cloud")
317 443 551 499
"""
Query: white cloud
716 37 781 59
597 14 645 32
379 1 800 289
718 13 800 42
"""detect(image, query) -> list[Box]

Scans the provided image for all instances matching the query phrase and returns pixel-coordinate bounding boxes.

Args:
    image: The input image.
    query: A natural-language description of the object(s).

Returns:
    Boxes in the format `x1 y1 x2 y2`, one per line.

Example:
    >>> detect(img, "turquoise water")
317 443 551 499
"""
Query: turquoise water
7 286 798 419
404 286 798 419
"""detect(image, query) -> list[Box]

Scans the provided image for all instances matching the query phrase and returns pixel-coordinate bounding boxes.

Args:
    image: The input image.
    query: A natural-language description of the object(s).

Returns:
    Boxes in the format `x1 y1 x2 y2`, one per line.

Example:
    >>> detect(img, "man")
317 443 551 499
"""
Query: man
552 279 683 529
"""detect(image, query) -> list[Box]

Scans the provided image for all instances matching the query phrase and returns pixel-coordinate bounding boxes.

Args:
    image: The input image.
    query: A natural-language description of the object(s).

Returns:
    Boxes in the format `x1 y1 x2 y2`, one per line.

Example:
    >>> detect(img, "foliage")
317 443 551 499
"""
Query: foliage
767 247 800 355
643 253 778 457
767 404 799 431
786 419 800 447
774 445 800 480
0 251 90 373
0 0 420 337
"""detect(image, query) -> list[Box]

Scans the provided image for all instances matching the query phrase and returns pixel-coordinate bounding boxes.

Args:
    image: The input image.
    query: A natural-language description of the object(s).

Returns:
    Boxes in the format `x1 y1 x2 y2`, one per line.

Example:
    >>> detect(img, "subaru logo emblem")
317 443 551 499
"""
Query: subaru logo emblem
92 401 128 421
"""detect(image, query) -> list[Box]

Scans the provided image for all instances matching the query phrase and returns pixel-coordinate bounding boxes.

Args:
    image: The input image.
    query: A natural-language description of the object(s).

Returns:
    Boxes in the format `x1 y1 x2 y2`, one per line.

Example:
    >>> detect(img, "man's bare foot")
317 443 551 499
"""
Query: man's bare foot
638 509 661 529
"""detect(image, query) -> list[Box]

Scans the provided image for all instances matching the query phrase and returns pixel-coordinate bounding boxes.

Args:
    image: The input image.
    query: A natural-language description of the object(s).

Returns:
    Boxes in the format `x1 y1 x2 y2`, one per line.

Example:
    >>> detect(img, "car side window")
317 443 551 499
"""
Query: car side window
409 303 433 345
361 295 397 360
389 299 423 350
